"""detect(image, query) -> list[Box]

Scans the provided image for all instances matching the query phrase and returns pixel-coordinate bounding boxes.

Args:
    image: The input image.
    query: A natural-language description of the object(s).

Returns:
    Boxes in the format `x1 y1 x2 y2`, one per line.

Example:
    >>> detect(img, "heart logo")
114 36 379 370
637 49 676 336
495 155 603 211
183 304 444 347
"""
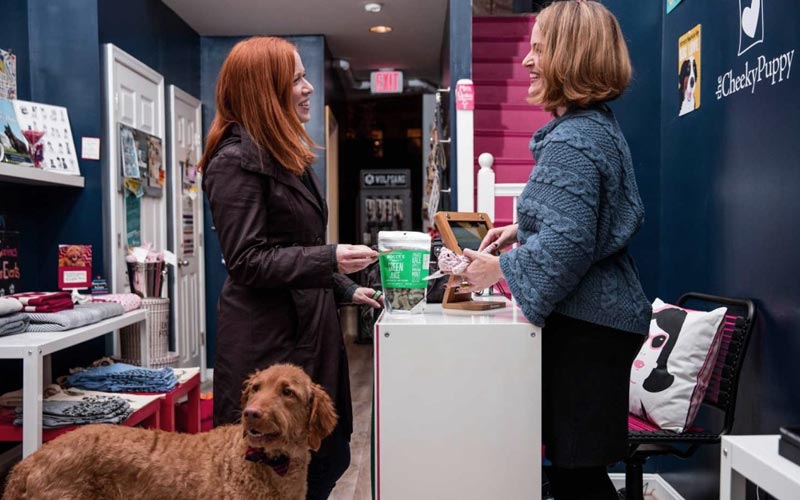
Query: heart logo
741 0 761 39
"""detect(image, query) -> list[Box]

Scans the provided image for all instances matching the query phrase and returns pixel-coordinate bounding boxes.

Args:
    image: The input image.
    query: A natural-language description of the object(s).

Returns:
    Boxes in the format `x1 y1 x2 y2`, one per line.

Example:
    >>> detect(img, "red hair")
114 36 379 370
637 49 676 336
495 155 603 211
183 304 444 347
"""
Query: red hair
199 36 317 175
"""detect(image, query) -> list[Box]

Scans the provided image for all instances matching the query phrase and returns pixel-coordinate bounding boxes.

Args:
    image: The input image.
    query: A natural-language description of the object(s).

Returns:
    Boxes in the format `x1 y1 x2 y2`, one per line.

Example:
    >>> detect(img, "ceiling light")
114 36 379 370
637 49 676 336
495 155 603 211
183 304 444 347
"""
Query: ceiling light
364 2 383 13
370 25 392 34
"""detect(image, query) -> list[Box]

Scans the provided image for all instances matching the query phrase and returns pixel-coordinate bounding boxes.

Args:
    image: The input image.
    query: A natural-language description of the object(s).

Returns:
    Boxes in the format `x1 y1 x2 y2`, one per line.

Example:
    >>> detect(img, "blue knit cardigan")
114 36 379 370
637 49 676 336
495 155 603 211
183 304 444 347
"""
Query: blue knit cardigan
499 106 651 334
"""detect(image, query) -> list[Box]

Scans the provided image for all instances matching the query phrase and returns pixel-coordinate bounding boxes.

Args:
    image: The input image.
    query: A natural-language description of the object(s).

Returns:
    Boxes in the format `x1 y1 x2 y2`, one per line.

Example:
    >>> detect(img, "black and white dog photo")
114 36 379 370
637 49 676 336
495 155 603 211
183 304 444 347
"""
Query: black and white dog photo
678 57 698 116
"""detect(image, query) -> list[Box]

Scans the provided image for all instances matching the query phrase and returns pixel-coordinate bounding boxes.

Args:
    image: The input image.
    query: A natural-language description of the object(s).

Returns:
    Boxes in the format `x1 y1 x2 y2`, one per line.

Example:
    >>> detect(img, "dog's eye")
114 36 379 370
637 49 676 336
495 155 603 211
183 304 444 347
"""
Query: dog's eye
282 387 294 398
251 384 260 392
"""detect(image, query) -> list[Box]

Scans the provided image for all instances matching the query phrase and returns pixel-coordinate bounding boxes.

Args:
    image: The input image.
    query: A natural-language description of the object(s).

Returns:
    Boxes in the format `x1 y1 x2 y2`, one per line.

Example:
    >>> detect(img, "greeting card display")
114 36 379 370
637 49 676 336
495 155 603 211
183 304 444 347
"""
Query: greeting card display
118 123 164 197
0 49 16 100
13 99 80 175
0 98 32 166
58 244 92 290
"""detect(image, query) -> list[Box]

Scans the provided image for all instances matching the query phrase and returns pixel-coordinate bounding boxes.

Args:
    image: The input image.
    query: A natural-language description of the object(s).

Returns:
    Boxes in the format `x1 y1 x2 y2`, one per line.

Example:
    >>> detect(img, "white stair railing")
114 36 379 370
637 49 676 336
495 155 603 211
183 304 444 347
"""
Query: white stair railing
476 152 525 223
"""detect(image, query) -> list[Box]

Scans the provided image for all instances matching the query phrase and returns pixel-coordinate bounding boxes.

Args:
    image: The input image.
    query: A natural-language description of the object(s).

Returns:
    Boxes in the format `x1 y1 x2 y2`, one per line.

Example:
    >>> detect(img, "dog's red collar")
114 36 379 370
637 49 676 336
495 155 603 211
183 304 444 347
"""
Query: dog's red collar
245 447 291 476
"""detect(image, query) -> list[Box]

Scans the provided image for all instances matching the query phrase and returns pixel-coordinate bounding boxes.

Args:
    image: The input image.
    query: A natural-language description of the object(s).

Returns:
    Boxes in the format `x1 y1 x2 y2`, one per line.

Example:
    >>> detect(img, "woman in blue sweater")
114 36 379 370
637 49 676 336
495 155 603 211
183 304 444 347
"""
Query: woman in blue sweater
462 2 651 498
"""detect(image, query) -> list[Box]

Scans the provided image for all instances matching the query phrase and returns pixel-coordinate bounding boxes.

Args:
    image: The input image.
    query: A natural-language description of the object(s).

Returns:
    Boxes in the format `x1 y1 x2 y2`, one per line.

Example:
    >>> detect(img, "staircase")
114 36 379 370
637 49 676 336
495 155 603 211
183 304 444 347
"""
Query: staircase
472 16 552 226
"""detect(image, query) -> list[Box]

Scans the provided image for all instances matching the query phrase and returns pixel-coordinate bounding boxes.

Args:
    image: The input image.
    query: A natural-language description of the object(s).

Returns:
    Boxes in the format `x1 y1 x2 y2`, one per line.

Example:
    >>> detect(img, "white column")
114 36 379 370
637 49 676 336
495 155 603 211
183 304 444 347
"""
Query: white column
455 79 475 212
22 349 43 457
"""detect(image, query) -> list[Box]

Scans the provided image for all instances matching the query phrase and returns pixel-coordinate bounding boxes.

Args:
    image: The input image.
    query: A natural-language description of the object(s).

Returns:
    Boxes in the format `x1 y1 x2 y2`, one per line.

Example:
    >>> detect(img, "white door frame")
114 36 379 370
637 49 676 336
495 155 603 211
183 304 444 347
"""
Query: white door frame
168 84 206 376
101 43 165 293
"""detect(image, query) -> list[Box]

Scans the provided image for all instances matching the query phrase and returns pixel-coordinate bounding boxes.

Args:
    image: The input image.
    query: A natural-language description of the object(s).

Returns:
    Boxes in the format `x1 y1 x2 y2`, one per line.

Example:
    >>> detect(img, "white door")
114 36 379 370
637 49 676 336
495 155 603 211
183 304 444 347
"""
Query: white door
102 44 166 294
168 85 206 373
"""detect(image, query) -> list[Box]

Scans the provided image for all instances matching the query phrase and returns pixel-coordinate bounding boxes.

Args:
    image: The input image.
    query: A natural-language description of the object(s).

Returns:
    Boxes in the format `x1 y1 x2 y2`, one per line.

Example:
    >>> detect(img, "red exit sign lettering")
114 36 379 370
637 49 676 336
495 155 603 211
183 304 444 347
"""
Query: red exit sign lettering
370 71 404 94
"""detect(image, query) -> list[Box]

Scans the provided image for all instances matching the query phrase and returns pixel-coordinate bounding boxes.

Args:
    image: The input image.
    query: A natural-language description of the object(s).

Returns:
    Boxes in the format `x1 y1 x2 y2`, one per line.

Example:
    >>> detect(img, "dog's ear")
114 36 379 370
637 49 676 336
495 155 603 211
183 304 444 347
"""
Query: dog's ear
307 383 338 451
240 373 257 410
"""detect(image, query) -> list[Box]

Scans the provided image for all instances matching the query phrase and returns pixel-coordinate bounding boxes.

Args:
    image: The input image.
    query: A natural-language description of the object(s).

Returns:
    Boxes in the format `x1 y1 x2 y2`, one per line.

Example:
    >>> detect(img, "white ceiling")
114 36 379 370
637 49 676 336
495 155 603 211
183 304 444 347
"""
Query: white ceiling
161 0 449 82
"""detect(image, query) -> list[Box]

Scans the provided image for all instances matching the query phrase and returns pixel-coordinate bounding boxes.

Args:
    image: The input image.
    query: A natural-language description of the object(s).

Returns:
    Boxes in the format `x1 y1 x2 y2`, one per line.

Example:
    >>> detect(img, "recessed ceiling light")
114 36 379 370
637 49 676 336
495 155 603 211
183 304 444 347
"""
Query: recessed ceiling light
370 25 392 34
364 2 383 13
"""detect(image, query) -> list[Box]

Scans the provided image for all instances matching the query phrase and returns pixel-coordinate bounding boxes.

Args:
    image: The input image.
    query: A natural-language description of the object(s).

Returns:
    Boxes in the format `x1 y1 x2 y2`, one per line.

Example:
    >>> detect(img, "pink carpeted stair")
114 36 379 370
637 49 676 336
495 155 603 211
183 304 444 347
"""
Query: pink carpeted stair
473 15 552 226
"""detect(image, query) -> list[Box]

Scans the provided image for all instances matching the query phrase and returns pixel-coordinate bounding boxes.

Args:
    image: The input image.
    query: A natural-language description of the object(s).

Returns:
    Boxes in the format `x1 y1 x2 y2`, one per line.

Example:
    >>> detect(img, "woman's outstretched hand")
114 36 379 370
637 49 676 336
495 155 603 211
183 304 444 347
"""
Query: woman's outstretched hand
478 224 519 252
336 244 378 274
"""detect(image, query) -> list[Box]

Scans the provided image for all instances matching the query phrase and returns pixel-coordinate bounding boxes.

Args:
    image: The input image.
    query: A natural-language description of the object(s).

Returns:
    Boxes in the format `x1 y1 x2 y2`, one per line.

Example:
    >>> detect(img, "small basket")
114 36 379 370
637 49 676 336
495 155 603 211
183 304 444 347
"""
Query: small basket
127 261 167 298
120 297 170 366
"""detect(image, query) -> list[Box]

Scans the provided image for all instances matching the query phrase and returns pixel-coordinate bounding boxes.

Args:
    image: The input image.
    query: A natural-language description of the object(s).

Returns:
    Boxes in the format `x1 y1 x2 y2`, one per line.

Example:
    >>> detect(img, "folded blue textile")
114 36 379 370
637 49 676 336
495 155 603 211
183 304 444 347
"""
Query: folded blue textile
67 362 178 393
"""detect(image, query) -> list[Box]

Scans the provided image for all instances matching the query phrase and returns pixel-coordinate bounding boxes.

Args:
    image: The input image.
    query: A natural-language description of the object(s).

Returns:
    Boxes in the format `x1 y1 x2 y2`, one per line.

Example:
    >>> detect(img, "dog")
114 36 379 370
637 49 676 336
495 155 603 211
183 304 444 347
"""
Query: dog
2 364 337 500
58 245 87 267
678 57 697 116
3 125 27 154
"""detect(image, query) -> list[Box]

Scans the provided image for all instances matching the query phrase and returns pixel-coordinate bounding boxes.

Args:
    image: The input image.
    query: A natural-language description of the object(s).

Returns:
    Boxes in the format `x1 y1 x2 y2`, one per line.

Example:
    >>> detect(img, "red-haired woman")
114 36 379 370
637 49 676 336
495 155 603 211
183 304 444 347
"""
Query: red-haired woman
200 36 380 499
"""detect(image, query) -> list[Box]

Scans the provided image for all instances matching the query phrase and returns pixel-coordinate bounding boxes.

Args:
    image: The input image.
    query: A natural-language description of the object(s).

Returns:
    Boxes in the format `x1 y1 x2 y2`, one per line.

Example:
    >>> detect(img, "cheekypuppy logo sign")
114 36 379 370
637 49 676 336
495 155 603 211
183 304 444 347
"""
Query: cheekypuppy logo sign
717 0 794 100
738 0 764 56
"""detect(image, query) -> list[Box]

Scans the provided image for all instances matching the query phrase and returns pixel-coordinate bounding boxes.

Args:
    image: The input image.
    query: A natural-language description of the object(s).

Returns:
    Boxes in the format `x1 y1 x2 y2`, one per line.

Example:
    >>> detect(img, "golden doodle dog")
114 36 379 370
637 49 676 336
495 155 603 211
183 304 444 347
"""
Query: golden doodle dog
58 245 86 267
2 364 337 500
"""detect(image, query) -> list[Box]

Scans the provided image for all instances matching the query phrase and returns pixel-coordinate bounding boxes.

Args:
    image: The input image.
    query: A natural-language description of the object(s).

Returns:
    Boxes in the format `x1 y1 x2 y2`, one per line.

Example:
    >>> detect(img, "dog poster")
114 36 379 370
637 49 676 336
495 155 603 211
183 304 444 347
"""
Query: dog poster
13 100 81 175
0 98 32 165
58 244 92 290
678 24 701 117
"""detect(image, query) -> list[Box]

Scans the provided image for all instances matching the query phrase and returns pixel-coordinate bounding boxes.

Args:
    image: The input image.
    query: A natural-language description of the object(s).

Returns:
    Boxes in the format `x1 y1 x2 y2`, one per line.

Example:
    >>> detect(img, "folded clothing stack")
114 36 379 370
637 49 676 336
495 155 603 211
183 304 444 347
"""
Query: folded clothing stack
9 291 74 313
67 362 178 393
0 297 28 337
13 394 132 429
0 385 64 407
26 302 124 332
92 293 142 312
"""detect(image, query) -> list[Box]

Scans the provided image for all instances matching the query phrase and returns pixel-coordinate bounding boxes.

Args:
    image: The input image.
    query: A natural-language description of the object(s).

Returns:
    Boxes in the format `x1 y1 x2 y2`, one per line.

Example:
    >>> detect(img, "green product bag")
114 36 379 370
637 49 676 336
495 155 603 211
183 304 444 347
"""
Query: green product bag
377 231 431 313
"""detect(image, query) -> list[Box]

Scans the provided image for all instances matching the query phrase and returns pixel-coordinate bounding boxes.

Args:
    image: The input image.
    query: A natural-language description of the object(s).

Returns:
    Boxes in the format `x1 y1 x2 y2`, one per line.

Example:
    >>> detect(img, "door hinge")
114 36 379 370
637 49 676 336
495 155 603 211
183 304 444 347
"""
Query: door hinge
201 333 206 347
117 233 122 248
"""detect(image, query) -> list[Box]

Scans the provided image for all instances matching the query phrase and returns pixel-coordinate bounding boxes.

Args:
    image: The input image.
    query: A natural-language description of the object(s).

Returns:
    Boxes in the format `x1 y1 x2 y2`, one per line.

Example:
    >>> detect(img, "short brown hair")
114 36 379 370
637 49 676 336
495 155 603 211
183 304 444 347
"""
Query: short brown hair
199 37 317 175
530 1 632 112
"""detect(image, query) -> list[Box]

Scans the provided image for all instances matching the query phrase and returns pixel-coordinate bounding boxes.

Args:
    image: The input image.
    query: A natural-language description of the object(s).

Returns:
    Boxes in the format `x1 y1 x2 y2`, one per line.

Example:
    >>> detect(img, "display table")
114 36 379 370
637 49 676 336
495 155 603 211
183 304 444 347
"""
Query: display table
720 435 800 499
374 297 541 500
0 309 147 457
0 391 162 444
148 367 201 433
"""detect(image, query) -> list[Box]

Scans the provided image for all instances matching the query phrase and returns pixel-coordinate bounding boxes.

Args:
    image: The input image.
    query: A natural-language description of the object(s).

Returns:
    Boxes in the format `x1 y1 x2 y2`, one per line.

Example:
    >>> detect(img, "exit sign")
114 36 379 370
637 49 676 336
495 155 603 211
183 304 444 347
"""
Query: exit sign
370 71 403 94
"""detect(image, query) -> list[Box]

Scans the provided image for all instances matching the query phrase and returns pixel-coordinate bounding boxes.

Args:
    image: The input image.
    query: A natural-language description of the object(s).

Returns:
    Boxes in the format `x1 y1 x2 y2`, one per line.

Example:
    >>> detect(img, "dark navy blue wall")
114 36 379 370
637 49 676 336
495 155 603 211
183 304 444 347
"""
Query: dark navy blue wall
657 1 800 497
0 0 201 393
604 0 662 297
200 35 327 367
447 0 471 206
0 0 30 101
98 0 200 98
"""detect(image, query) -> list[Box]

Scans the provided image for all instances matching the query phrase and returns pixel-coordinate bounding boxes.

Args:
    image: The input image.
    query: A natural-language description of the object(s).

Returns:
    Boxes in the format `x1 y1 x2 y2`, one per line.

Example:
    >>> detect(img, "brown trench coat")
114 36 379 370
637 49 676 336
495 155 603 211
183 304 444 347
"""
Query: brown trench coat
203 124 355 447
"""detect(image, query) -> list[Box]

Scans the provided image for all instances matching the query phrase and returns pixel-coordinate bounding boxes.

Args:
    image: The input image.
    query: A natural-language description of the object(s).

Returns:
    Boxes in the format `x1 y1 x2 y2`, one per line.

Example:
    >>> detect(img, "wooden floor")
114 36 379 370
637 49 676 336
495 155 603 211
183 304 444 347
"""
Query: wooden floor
330 331 374 500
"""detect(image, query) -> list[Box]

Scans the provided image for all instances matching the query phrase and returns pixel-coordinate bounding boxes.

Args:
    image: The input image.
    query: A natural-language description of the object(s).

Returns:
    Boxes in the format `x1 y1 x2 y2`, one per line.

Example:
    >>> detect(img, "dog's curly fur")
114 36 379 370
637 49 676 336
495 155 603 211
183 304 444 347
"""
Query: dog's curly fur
2 364 337 500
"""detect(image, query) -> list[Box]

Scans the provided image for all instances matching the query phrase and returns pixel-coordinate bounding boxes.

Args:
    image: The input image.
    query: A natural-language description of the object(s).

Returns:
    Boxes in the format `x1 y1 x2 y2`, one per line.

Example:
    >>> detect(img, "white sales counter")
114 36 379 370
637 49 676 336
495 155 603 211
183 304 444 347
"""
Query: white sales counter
374 297 542 500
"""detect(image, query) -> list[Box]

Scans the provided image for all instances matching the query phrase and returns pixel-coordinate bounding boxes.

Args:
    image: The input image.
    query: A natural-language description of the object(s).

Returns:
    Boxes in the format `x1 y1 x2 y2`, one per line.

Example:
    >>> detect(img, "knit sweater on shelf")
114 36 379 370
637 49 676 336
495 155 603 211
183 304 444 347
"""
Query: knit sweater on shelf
499 105 651 334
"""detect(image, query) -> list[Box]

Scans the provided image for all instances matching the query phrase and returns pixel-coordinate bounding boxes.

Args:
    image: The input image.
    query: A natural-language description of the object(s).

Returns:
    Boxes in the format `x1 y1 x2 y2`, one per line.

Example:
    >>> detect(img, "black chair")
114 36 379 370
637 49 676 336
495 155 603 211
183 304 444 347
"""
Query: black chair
624 292 757 500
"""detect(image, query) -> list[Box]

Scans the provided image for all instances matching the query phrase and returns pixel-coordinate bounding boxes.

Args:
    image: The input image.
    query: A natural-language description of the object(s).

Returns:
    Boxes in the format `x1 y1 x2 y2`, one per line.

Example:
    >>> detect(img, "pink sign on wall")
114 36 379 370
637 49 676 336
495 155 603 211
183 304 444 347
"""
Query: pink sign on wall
455 80 475 111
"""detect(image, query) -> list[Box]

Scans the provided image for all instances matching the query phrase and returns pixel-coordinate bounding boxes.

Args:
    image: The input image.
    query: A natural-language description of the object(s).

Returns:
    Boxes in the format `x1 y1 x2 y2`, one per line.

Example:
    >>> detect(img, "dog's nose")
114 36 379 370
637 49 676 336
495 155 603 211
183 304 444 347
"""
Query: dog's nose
243 407 263 420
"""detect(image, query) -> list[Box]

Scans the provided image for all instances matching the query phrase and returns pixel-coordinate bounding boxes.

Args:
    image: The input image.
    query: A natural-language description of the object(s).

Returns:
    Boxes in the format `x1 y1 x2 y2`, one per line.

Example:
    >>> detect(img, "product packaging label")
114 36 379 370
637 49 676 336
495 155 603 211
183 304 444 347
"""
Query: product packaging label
378 250 430 289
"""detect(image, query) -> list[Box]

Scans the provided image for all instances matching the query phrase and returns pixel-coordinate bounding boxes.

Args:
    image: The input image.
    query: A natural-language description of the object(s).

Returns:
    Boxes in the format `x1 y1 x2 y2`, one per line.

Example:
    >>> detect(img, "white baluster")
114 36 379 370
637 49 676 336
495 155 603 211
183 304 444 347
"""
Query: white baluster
477 152 495 220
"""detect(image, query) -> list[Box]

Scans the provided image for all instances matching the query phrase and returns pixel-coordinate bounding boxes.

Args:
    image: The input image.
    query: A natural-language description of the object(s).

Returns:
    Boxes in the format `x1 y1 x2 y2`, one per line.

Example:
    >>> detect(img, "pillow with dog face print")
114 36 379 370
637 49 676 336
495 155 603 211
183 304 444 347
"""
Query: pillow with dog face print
629 299 727 432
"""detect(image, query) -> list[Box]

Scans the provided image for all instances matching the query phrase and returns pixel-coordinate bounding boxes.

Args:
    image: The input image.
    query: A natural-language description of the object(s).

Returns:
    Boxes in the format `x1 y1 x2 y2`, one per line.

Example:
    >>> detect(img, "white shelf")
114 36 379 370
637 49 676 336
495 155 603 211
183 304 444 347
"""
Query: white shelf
0 162 84 188
0 309 146 358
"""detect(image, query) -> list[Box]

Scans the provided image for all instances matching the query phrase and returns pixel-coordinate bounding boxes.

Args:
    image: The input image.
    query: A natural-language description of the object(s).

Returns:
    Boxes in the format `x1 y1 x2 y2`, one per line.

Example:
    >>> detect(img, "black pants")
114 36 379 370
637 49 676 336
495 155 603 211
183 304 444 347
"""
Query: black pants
546 465 618 500
542 313 644 467
306 429 351 500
